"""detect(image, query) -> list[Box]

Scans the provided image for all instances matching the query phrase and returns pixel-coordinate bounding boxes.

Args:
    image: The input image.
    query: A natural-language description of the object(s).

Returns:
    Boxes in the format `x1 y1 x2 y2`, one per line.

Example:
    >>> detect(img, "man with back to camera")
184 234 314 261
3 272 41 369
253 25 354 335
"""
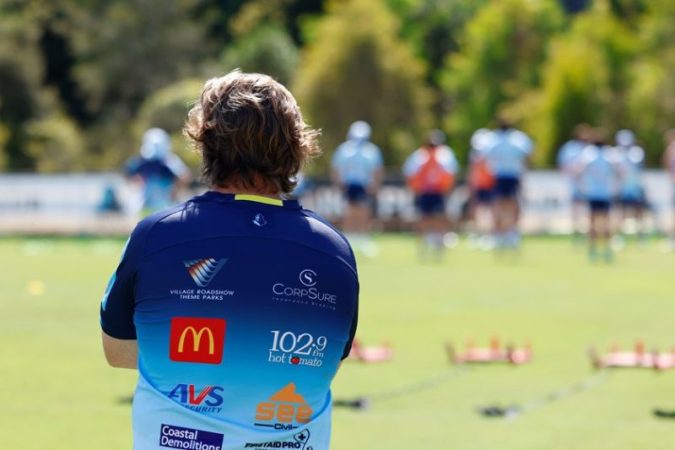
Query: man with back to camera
100 71 359 450
484 117 534 249
331 120 383 256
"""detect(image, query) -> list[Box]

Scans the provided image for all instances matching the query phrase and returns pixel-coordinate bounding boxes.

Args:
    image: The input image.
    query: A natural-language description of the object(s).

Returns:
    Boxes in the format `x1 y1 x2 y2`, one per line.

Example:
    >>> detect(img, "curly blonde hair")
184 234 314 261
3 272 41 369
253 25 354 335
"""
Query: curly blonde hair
184 70 320 193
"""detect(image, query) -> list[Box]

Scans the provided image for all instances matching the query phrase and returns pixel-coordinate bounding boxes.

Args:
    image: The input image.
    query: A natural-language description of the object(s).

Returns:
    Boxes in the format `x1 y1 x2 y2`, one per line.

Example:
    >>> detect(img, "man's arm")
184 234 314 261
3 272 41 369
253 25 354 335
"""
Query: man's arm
102 332 138 369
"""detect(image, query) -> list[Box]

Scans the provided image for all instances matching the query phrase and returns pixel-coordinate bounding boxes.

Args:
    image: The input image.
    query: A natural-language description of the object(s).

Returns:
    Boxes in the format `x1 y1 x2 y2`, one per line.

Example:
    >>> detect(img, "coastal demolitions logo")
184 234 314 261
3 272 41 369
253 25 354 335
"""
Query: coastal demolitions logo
169 317 226 365
254 383 313 431
159 424 223 450
184 258 227 287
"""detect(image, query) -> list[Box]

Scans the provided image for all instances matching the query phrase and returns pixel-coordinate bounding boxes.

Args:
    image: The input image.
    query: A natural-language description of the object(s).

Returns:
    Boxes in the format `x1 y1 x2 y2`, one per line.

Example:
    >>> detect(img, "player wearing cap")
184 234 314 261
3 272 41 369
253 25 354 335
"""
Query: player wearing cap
577 132 620 262
125 128 192 213
484 118 534 248
100 71 359 450
403 130 458 259
331 121 383 256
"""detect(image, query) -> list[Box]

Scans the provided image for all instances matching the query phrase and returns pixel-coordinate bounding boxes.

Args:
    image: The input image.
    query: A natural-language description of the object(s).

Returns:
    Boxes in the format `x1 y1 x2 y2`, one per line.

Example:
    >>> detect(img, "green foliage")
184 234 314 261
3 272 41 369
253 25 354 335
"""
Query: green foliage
523 39 609 166
441 0 564 161
24 112 86 173
625 0 675 163
221 25 299 85
293 0 431 169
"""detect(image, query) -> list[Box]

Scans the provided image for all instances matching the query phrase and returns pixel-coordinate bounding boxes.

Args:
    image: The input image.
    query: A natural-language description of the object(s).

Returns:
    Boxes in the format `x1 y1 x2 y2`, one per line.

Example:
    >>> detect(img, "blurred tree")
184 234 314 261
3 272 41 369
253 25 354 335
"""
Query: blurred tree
221 25 299 85
626 0 675 163
293 0 431 170
24 112 86 173
70 0 209 119
441 0 564 162
519 38 609 166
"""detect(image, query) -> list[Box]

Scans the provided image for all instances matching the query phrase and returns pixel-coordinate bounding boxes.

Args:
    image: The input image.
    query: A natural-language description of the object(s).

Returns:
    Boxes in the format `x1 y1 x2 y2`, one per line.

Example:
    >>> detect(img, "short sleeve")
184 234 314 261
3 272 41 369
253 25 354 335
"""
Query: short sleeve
402 150 421 178
99 221 150 339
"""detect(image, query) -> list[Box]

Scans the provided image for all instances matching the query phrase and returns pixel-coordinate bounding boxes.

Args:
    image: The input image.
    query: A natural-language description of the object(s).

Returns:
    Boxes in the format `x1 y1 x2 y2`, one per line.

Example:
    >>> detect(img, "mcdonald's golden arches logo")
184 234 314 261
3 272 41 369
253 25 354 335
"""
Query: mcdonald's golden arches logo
169 317 226 364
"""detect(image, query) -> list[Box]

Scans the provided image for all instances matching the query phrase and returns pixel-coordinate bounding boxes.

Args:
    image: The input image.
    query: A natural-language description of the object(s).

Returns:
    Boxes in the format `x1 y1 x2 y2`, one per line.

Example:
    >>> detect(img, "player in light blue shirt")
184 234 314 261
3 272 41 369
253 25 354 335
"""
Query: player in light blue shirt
578 133 620 262
557 124 591 239
484 118 533 248
331 121 383 256
614 129 647 243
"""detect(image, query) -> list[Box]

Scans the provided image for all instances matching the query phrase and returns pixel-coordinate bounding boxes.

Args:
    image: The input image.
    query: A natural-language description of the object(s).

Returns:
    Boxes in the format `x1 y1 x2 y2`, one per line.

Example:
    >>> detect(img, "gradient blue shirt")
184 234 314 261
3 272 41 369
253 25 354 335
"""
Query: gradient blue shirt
331 139 383 186
579 146 619 201
485 129 533 177
100 192 359 450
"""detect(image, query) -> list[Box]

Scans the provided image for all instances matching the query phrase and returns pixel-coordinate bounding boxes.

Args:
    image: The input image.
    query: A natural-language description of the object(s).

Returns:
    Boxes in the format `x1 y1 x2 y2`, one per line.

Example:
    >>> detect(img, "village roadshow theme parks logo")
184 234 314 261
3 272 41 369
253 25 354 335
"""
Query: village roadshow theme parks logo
169 317 226 365
159 424 223 450
271 269 337 311
170 258 235 301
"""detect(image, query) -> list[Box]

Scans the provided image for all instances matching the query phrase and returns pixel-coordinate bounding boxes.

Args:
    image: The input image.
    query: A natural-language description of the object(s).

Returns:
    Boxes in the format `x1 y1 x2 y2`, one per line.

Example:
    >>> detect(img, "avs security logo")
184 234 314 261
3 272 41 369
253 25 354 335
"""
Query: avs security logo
244 429 313 449
159 424 223 450
184 258 227 287
254 383 313 430
168 384 224 413
169 317 226 365
272 269 337 311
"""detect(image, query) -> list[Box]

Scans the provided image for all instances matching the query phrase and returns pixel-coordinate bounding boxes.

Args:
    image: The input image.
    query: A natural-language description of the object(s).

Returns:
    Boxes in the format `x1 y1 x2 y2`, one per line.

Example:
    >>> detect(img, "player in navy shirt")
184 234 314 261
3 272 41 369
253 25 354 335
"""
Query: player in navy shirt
100 71 359 450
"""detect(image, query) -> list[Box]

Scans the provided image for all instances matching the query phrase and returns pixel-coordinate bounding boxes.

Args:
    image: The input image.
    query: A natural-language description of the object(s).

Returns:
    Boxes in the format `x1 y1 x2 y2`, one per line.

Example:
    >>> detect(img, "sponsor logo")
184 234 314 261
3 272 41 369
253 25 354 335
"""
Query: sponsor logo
298 269 317 287
169 317 226 364
254 383 313 430
168 384 224 413
184 258 227 288
159 424 223 450
271 270 337 311
268 331 326 368
253 213 268 227
244 429 313 449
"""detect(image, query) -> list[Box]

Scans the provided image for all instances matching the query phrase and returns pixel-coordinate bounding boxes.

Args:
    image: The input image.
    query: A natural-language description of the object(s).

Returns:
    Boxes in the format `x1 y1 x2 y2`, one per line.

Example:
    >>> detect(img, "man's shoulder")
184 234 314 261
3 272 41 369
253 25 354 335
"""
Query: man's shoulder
296 209 357 274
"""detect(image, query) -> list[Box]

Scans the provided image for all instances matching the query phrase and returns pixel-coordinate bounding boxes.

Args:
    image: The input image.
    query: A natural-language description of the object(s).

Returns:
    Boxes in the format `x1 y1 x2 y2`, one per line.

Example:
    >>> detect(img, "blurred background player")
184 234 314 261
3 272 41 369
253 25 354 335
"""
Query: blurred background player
484 117 534 249
557 124 591 240
467 128 496 250
125 128 191 214
332 121 384 256
403 129 458 259
662 129 675 250
577 130 620 262
613 129 647 245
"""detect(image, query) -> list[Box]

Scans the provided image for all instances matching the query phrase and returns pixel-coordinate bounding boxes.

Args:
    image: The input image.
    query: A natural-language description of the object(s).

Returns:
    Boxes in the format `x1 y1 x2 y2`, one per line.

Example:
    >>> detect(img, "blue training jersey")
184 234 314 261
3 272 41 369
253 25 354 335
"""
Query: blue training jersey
485 129 533 178
331 139 383 186
579 146 619 201
100 192 359 450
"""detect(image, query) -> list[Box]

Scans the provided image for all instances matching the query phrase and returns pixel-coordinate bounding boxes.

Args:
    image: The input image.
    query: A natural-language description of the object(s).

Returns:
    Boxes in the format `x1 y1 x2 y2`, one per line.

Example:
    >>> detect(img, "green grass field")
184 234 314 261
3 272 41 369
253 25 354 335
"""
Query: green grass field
2 236 674 449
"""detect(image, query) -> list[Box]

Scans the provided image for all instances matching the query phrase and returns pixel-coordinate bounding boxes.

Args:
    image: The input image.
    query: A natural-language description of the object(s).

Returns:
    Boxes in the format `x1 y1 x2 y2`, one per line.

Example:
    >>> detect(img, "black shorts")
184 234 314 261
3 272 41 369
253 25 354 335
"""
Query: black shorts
588 199 611 213
344 183 368 204
415 193 446 216
475 188 494 204
619 194 646 209
494 176 520 199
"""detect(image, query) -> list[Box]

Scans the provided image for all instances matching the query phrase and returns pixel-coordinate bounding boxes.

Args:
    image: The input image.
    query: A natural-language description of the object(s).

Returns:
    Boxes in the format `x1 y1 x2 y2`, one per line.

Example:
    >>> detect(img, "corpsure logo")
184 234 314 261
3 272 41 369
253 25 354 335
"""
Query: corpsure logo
254 383 313 430
271 270 337 311
169 317 226 364
184 258 227 287
168 384 224 413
